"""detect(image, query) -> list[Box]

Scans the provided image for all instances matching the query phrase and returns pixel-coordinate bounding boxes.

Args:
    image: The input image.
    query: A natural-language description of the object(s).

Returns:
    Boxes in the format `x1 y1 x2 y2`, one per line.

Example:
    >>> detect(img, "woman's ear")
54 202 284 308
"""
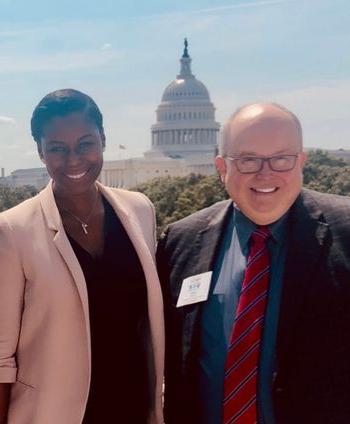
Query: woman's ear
100 130 106 151
37 142 46 164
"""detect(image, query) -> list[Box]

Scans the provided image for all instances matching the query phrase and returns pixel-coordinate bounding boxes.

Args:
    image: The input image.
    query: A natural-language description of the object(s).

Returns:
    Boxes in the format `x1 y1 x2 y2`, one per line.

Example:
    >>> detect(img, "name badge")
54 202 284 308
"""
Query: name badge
176 271 212 307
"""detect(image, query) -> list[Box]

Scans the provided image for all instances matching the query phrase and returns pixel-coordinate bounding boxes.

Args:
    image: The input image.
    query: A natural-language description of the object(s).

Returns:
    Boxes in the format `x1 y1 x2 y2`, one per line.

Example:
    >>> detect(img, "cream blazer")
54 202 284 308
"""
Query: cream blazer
0 181 164 424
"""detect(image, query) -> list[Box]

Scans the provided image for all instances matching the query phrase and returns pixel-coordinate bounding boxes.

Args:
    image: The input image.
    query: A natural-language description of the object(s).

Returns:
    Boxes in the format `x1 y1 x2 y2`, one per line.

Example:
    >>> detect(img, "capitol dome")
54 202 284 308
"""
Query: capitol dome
148 39 220 160
161 76 210 102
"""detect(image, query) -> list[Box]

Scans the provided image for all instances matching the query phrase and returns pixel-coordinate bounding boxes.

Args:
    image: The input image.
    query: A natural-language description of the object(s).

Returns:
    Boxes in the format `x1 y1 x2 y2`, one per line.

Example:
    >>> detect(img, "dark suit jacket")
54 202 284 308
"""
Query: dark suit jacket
156 189 350 424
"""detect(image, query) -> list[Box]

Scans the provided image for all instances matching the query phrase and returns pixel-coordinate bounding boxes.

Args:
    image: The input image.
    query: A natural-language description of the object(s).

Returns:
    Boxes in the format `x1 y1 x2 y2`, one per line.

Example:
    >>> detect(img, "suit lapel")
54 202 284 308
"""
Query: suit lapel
197 202 234 273
277 190 330 361
181 201 233 364
39 182 91 364
171 200 234 303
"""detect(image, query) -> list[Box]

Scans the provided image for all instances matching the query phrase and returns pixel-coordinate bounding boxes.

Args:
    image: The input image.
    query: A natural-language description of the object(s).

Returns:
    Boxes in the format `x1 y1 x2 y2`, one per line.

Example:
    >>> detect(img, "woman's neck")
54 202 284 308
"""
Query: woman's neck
53 183 100 217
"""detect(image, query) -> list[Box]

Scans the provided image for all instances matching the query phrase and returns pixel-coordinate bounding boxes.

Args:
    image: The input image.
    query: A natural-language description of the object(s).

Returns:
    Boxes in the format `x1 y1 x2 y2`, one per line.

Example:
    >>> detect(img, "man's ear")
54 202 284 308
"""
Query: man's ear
299 151 307 168
215 156 227 183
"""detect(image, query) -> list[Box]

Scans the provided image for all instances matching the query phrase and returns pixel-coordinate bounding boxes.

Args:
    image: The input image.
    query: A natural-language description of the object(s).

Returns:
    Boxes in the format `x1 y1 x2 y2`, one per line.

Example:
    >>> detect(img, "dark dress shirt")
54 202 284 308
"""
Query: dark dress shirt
68 198 149 424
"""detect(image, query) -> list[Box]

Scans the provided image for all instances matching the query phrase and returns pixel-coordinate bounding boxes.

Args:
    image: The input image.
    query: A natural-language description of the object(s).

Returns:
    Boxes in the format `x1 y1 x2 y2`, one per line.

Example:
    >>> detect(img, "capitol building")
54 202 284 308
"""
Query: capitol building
100 39 219 188
148 39 219 161
4 40 220 189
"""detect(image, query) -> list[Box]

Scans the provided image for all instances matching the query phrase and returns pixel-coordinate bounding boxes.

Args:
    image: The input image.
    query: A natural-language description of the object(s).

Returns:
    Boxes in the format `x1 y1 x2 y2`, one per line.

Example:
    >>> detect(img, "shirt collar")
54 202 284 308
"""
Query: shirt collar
233 204 289 249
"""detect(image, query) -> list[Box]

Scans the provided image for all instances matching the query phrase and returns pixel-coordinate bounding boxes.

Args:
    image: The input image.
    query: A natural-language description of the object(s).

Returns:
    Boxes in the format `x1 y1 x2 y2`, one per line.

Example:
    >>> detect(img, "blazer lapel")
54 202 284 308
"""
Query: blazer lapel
97 184 164 328
277 190 330 361
97 183 157 278
97 183 165 408
39 182 91 364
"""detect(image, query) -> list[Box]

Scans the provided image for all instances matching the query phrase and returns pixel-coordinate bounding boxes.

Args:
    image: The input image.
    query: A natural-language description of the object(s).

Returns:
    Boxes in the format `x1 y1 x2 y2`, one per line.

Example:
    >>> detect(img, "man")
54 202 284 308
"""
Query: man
156 103 350 424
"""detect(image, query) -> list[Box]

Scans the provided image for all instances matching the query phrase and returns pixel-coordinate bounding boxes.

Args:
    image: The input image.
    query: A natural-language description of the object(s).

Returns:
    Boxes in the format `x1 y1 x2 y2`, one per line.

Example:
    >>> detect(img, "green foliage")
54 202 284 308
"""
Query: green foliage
0 185 38 212
134 149 350 233
133 173 228 233
303 149 350 195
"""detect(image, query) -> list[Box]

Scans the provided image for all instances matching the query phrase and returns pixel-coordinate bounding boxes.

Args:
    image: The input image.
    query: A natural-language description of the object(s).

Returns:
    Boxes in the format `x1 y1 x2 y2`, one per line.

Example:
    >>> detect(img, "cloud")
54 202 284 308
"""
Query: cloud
183 0 294 14
136 0 293 22
101 43 112 50
0 49 121 74
0 116 15 124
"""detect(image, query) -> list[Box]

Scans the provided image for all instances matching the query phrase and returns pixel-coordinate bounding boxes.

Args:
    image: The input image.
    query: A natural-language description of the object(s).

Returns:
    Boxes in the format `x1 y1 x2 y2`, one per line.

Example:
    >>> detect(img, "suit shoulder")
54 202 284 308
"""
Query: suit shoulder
300 189 350 241
302 188 350 215
165 199 232 237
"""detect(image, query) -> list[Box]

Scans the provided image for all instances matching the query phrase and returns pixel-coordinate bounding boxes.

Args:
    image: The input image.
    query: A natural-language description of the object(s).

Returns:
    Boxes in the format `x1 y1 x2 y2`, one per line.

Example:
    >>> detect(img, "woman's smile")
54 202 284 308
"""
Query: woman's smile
65 171 88 180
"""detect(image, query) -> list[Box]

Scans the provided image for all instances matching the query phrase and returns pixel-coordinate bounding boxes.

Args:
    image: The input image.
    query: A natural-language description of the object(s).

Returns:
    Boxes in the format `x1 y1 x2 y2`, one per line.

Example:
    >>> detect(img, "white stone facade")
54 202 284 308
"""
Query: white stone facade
101 156 188 188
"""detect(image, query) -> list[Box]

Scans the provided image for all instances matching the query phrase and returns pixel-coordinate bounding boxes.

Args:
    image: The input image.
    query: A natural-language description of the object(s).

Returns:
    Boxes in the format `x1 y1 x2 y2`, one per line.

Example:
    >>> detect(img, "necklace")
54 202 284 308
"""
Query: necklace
60 189 100 235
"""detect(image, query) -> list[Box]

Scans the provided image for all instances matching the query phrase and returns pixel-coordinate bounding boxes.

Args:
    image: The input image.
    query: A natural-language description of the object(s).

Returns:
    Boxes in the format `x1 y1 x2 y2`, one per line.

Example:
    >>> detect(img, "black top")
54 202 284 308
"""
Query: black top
68 198 150 424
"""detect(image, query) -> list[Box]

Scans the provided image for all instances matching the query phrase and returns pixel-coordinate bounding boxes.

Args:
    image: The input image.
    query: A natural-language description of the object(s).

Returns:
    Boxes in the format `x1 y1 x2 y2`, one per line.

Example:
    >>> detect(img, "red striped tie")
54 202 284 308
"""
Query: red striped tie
223 226 270 424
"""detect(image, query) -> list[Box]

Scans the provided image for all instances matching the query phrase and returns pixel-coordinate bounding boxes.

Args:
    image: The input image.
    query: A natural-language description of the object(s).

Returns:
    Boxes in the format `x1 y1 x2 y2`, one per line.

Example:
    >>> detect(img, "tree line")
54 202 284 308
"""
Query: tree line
135 149 350 233
1 150 349 233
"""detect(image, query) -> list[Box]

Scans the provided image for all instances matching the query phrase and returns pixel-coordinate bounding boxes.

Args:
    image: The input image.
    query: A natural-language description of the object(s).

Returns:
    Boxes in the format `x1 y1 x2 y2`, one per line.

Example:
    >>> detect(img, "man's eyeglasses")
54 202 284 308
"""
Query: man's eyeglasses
223 154 299 174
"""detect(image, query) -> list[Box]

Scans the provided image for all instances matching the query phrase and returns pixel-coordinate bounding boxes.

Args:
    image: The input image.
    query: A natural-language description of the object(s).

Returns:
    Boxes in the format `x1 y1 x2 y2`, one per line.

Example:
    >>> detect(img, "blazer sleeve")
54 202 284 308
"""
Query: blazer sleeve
0 215 25 383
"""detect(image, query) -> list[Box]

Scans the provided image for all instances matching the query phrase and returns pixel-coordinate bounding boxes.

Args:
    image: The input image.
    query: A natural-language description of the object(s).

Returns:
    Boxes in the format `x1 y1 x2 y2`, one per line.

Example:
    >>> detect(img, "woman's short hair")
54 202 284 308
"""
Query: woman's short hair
31 88 104 144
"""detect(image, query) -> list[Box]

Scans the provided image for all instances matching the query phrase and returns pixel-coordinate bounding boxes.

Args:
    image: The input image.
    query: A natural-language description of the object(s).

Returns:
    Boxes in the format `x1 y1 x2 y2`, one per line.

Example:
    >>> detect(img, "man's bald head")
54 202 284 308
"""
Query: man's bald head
215 102 306 225
219 103 303 156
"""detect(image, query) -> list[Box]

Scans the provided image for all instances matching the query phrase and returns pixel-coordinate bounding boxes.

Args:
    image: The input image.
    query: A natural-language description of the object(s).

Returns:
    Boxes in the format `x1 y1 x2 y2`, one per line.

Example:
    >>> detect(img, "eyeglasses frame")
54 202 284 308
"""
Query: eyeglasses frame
223 153 300 174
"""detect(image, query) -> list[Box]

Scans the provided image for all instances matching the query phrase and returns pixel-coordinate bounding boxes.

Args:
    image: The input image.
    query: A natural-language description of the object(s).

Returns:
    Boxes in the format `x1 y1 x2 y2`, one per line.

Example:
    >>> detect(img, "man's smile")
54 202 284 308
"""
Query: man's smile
251 187 279 193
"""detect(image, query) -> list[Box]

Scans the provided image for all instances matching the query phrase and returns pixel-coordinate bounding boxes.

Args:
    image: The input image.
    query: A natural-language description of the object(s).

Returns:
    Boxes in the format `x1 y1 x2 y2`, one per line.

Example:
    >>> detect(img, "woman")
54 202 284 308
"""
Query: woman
0 89 164 423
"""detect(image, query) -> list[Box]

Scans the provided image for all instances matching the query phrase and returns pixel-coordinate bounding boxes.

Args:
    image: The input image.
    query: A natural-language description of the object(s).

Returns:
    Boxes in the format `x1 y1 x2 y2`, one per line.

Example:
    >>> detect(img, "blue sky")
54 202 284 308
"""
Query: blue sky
0 0 349 173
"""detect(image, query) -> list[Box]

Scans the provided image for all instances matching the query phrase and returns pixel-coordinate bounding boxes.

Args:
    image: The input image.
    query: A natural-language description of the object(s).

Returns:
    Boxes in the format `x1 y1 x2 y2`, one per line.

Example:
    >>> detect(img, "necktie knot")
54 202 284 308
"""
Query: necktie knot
251 226 270 244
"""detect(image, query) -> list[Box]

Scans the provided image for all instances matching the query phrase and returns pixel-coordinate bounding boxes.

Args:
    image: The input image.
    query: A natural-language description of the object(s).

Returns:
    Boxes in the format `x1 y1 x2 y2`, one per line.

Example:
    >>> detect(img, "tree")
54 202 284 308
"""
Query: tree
0 185 38 212
133 173 227 234
303 150 350 195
